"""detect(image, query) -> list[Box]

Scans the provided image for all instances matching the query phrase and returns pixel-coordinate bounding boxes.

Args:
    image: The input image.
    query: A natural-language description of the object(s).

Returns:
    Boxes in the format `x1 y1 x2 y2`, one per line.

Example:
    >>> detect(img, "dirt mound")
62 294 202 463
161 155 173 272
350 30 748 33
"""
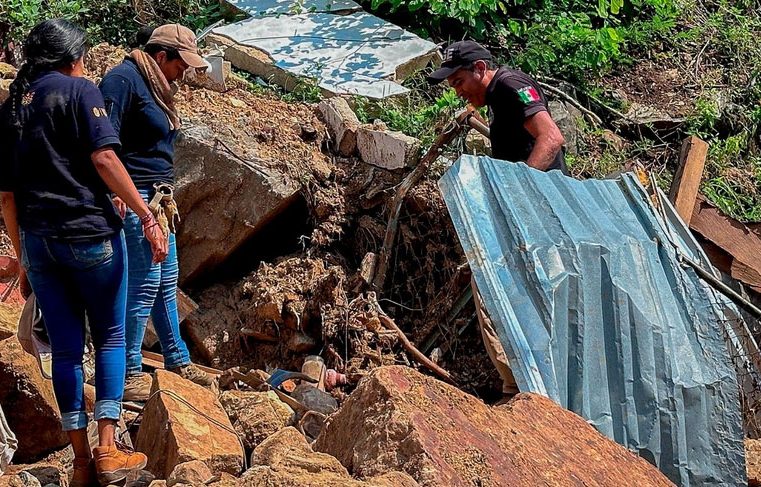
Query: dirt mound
85 43 332 188
175 86 332 185
84 42 127 81
189 256 350 372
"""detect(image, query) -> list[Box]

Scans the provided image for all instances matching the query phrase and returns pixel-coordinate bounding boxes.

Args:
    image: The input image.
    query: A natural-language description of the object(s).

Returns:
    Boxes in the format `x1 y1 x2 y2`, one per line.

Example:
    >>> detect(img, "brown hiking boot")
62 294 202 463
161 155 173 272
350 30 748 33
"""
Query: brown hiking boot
168 363 213 387
70 457 97 487
123 373 153 402
93 444 147 485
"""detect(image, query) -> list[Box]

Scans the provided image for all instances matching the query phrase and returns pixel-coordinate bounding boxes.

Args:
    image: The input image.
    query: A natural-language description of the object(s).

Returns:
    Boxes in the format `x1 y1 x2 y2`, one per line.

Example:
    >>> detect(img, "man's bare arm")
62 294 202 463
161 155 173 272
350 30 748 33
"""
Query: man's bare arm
524 111 565 171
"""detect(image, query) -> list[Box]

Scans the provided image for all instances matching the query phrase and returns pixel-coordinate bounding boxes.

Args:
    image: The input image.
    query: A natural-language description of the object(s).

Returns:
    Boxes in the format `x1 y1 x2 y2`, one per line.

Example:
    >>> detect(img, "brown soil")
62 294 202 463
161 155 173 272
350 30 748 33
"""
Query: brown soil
602 59 700 118
85 43 332 188
84 43 127 82
174 86 332 185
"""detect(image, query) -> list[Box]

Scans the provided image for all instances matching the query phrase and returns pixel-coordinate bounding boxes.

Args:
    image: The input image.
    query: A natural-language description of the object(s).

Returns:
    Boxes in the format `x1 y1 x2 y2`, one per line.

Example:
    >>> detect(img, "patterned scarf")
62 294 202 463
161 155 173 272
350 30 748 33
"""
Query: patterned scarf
128 49 180 130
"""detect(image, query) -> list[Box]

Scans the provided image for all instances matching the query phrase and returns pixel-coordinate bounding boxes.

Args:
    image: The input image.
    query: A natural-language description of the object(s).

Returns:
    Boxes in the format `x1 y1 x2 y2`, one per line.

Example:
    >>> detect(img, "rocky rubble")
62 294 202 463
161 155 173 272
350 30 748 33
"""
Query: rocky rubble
0 338 67 463
219 391 294 451
239 427 419 487
748 439 761 486
0 38 750 487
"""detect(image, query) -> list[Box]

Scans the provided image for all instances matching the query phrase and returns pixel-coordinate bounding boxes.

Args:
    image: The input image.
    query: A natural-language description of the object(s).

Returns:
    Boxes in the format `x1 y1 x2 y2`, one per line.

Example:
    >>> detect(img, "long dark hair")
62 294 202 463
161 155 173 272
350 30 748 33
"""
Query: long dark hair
3 19 86 133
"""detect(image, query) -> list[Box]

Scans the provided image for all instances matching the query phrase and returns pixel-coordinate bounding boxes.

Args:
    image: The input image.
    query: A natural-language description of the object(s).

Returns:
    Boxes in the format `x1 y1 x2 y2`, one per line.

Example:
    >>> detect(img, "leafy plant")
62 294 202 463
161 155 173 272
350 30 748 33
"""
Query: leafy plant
1 0 230 52
354 84 464 146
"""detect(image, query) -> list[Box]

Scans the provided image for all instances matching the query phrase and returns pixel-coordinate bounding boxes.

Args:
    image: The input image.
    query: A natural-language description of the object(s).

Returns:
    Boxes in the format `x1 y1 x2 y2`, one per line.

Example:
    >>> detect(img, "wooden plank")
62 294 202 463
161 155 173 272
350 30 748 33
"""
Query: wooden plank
669 136 708 224
141 350 222 376
176 288 199 322
690 196 761 292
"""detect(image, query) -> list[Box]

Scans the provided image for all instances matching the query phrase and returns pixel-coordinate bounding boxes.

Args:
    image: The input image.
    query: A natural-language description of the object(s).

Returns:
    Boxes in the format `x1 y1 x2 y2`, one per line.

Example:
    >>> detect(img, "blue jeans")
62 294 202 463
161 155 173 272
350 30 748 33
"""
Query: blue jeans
124 189 190 376
20 230 127 431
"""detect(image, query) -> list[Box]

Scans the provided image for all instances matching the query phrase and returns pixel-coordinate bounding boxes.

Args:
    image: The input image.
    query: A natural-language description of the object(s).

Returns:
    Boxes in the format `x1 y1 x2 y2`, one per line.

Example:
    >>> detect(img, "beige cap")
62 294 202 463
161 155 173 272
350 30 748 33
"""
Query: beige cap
147 24 206 69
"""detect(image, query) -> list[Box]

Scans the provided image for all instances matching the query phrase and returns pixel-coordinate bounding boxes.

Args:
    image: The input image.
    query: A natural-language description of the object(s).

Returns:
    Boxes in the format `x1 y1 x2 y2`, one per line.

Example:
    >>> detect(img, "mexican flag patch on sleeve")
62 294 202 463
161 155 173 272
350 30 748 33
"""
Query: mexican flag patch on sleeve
517 86 541 104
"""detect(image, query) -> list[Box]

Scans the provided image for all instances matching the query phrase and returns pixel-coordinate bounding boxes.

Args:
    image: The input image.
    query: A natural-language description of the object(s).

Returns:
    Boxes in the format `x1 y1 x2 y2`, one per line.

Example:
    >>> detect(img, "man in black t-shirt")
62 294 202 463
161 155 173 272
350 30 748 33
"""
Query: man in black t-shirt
429 40 567 173
429 41 568 401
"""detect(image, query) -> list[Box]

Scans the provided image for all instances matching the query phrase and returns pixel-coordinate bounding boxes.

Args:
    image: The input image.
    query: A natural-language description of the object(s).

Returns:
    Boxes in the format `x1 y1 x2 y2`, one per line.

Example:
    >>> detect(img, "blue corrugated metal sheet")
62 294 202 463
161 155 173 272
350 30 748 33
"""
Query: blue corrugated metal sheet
439 155 746 486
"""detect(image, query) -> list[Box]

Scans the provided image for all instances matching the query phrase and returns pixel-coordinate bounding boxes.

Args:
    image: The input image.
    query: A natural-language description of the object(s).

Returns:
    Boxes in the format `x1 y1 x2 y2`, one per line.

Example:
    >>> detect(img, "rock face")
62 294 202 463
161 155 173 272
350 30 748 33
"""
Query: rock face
174 125 300 285
0 64 15 105
136 370 244 479
0 337 67 463
0 80 11 104
219 391 294 450
239 427 419 487
318 97 360 156
314 366 674 487
356 125 420 170
167 460 214 487
549 100 582 156
464 131 491 157
747 439 761 486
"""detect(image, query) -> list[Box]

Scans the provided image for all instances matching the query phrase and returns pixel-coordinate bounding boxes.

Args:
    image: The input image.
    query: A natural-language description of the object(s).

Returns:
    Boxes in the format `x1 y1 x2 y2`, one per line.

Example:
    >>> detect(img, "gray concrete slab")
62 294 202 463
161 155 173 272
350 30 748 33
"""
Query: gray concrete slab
226 0 362 17
212 12 437 98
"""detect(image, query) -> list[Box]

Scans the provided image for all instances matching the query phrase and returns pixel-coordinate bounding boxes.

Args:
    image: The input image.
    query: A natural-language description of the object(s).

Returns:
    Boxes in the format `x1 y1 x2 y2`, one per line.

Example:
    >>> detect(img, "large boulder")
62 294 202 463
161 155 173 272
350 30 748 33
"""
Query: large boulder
136 370 244 479
314 366 674 487
239 427 418 487
0 337 67 463
167 460 214 487
174 125 300 285
549 100 582 156
219 390 295 450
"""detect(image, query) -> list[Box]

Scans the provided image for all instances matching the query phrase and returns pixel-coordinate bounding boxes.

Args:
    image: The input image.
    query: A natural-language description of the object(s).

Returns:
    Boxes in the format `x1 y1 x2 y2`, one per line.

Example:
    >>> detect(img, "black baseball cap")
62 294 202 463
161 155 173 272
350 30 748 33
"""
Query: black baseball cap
428 40 493 84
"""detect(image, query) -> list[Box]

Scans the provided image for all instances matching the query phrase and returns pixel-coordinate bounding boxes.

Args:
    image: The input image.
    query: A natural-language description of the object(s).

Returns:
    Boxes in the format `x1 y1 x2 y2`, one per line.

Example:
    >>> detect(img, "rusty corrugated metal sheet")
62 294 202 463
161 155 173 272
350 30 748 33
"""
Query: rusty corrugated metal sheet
439 156 747 485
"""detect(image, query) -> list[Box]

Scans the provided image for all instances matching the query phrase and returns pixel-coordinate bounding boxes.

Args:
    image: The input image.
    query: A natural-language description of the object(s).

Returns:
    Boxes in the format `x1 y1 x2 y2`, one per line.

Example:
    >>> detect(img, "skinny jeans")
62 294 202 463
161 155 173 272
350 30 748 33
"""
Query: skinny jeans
20 230 127 431
124 189 189 376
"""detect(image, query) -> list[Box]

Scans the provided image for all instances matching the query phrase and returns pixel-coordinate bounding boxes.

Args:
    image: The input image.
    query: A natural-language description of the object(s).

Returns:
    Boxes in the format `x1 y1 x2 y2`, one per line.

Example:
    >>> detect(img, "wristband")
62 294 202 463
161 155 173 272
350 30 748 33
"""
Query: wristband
139 213 155 225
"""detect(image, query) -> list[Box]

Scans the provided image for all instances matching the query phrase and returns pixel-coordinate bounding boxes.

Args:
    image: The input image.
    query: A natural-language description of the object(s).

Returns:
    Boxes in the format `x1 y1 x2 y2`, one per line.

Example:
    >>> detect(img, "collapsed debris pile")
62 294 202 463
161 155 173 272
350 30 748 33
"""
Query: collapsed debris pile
2 22 761 483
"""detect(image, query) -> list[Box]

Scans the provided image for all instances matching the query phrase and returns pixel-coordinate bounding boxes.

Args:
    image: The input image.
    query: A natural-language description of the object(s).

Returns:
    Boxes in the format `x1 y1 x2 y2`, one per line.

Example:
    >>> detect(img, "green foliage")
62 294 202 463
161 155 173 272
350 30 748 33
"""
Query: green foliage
369 0 510 34
280 79 324 104
354 85 464 146
364 0 677 82
1 0 228 51
701 133 761 222
1 0 87 43
685 95 722 138
510 0 677 81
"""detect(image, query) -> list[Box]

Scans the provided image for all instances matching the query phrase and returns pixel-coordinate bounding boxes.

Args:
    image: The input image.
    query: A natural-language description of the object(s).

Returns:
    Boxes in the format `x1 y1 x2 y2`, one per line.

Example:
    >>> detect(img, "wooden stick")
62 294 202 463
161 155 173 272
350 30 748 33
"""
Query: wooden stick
371 113 470 289
377 313 456 385
535 74 630 122
536 81 603 126
141 350 222 376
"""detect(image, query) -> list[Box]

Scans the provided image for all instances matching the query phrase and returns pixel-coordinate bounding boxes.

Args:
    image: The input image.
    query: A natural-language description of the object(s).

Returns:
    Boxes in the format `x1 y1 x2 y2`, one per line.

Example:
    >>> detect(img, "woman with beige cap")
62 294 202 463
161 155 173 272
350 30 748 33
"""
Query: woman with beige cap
99 24 213 402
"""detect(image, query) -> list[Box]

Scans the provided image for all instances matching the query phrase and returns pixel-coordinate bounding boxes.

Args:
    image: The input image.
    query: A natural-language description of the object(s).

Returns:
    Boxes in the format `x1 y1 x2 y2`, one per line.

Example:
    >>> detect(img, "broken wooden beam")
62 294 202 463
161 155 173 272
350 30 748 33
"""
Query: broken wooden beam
669 136 708 224
141 350 222 376
690 195 761 293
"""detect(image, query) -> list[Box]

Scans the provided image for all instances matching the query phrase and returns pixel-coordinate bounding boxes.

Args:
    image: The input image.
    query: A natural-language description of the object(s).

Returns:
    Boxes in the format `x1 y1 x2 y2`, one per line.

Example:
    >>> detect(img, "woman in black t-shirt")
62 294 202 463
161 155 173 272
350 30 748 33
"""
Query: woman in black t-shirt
0 19 166 487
